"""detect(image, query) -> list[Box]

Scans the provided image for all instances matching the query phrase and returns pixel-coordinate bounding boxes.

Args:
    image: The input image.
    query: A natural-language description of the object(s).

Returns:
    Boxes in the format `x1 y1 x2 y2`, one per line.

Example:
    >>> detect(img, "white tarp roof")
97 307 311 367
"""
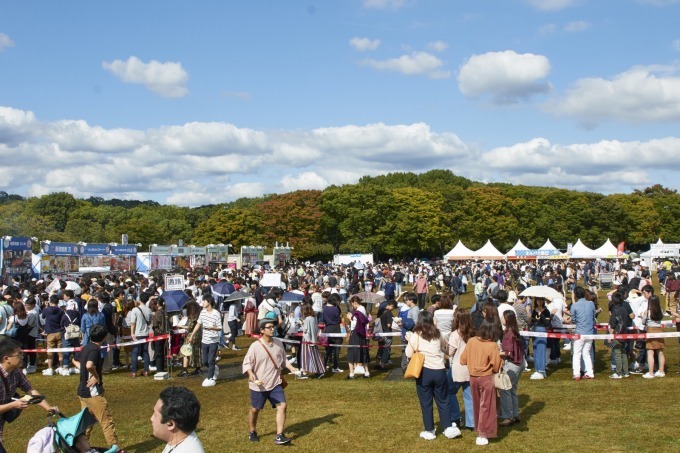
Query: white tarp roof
570 239 597 259
539 239 558 251
593 238 619 258
444 240 475 260
506 239 529 257
260 272 284 288
656 238 664 245
474 240 504 260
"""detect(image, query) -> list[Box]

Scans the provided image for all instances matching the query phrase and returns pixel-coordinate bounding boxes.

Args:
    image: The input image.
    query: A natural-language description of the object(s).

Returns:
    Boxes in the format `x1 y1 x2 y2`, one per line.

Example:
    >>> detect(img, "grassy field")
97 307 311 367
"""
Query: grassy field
5 285 680 452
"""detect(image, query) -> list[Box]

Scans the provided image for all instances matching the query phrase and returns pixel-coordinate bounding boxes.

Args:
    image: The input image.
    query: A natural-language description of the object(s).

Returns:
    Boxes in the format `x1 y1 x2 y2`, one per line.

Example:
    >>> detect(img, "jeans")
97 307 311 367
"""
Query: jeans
500 361 524 419
201 342 219 379
377 339 392 364
417 292 427 309
131 336 150 373
62 338 81 369
395 283 403 296
447 368 473 428
416 368 451 431
228 320 240 345
548 338 561 361
533 326 547 374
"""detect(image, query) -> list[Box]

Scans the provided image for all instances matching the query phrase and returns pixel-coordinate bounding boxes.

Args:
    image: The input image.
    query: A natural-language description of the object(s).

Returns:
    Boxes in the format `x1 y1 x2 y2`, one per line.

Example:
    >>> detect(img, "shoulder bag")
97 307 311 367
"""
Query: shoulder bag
494 368 512 390
404 335 425 379
258 339 288 389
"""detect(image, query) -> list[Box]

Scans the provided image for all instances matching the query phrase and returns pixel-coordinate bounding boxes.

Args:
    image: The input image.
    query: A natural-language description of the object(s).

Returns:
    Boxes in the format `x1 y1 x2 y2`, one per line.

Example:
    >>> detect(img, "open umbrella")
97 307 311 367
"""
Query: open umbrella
519 286 562 301
354 291 386 305
65 281 82 296
212 281 235 298
225 290 250 302
281 291 304 302
161 290 190 312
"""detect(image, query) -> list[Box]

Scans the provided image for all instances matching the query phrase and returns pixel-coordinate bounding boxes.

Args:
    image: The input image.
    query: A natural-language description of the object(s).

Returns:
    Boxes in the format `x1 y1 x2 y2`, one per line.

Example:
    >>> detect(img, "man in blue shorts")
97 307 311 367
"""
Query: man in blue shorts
243 314 302 445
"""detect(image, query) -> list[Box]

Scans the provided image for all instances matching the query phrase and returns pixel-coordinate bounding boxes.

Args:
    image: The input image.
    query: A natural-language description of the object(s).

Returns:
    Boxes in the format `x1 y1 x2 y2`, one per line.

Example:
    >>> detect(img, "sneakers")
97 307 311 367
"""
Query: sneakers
69 367 79 374
526 355 534 363
213 366 220 380
42 368 54 376
419 430 436 440
249 431 259 442
274 433 291 445
59 368 71 377
622 373 631 378
563 343 572 351
642 372 654 379
609 373 622 379
475 436 489 446
178 370 189 378
530 372 545 380
444 425 462 439
582 374 595 380
654 371 665 378
149 366 157 372
25 365 37 374
202 378 216 387
499 418 514 426
346 374 355 380
232 345 241 351
362 373 371 379
295 372 308 380
332 368 344 373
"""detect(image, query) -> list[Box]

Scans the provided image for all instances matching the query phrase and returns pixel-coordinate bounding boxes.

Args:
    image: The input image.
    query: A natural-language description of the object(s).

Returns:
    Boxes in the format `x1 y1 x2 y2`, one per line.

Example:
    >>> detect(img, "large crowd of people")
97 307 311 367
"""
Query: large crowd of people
0 255 678 448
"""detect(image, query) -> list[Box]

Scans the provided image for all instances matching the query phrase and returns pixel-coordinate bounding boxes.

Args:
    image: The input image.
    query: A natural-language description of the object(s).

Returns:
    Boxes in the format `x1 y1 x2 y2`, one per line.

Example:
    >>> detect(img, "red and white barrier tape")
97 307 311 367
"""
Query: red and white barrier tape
520 331 680 340
21 334 170 354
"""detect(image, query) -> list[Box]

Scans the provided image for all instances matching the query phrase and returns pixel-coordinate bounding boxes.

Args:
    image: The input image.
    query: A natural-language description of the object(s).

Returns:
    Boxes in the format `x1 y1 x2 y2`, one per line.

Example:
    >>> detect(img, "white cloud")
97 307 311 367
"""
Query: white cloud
546 64 680 125
0 33 14 52
3 104 679 205
359 51 451 79
538 24 557 35
362 0 407 10
102 56 189 98
457 50 552 103
349 37 381 51
564 20 591 32
427 41 449 52
280 172 329 191
525 0 581 11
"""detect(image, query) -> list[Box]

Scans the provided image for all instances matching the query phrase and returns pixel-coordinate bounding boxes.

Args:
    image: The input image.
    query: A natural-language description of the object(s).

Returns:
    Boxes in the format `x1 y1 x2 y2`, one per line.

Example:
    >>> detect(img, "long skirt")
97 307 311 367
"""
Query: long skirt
244 312 258 336
300 343 326 374
347 331 369 364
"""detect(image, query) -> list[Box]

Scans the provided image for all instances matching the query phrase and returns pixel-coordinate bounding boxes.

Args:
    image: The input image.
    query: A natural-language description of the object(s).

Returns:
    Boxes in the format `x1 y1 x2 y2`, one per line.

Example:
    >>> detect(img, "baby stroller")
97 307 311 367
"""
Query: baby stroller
27 409 119 453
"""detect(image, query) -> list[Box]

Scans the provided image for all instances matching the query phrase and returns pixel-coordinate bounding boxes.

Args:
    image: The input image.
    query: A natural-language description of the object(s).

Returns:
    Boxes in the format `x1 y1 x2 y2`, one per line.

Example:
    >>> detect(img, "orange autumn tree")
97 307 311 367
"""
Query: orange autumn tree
257 190 324 258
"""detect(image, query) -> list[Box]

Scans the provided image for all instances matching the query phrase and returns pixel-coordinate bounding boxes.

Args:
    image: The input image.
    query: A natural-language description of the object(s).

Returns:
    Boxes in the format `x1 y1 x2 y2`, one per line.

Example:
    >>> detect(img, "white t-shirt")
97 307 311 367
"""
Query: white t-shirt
498 303 516 327
162 431 205 453
548 297 566 328
197 309 222 344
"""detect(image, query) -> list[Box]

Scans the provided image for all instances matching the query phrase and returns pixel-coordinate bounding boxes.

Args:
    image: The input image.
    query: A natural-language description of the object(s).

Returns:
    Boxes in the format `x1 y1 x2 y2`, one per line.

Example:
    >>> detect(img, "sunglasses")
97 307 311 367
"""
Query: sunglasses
262 325 276 330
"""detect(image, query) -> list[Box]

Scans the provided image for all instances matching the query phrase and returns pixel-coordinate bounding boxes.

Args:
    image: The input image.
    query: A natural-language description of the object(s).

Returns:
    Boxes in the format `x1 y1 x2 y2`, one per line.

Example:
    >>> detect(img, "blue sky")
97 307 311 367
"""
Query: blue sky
1 0 680 206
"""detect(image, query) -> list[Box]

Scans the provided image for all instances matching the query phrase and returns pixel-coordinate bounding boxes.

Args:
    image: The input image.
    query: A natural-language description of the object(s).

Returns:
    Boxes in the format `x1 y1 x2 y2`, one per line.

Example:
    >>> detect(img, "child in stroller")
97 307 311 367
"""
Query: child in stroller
27 409 123 453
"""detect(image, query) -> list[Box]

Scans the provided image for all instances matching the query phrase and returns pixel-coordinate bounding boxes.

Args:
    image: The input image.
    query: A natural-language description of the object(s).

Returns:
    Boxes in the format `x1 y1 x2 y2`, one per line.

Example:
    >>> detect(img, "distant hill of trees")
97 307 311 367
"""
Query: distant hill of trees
1 171 678 260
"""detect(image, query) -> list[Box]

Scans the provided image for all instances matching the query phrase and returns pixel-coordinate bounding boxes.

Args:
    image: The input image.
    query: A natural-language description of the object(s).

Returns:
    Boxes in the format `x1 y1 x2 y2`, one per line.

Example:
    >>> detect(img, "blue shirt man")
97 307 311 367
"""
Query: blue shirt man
570 286 596 379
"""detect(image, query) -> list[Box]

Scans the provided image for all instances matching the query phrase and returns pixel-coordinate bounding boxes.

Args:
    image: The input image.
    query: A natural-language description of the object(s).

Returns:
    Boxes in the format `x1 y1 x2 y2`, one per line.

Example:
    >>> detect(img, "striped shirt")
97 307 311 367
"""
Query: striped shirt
197 309 222 344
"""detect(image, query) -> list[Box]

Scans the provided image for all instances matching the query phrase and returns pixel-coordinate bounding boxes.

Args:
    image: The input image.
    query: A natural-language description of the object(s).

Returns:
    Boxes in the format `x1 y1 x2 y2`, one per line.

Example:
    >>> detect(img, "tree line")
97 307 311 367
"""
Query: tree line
1 171 678 260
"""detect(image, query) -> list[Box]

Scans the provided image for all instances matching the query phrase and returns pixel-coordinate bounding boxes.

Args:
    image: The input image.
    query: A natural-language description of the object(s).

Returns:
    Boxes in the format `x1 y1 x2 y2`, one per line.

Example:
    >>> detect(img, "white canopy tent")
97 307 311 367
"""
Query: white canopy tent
505 239 530 259
444 240 475 260
569 239 598 259
473 240 505 260
539 239 558 251
592 239 621 259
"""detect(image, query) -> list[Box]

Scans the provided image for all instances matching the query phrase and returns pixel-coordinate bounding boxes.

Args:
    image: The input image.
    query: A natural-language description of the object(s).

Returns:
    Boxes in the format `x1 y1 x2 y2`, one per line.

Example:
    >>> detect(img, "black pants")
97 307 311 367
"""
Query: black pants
324 324 341 369
417 293 427 309
548 338 561 361
154 338 167 372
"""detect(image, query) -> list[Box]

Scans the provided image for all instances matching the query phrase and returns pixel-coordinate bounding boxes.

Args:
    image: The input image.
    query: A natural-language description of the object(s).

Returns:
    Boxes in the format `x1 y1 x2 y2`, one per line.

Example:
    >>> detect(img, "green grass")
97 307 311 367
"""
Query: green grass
5 285 680 452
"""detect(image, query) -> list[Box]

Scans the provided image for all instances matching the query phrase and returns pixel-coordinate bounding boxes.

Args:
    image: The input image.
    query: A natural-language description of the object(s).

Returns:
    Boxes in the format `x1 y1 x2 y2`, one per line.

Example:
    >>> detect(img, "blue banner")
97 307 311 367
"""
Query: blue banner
2 237 33 251
112 245 137 256
41 242 82 256
82 244 111 256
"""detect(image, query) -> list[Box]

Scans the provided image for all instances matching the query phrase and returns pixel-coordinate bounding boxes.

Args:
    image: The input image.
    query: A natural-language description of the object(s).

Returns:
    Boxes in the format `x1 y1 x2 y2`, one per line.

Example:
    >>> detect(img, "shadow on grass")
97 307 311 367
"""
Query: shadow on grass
123 436 165 453
262 413 342 440
497 394 545 439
